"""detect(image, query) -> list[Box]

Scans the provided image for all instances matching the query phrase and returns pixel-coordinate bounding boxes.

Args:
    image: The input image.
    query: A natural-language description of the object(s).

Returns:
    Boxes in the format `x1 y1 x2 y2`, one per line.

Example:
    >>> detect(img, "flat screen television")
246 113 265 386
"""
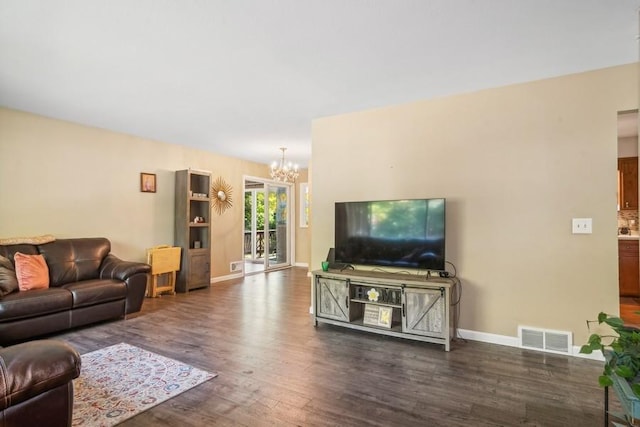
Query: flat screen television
334 198 445 271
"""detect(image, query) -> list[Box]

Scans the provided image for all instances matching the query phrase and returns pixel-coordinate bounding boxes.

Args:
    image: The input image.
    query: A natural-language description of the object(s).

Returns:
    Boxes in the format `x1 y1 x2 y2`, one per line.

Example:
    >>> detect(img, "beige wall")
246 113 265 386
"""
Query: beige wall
0 108 310 279
311 63 639 344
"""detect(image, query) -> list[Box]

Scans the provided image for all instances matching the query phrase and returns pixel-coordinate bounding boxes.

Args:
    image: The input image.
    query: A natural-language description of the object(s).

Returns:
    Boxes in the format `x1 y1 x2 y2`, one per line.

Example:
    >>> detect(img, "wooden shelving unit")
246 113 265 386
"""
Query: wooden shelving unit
174 169 211 293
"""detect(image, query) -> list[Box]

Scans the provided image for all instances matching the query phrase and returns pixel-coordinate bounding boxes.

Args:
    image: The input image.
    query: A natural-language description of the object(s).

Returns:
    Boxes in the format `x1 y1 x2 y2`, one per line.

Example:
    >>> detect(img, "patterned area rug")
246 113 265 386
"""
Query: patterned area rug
72 343 216 426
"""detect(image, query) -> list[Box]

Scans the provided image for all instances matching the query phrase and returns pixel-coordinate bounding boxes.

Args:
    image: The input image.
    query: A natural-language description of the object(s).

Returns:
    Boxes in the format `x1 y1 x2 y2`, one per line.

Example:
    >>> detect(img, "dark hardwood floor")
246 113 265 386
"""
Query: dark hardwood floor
57 267 612 426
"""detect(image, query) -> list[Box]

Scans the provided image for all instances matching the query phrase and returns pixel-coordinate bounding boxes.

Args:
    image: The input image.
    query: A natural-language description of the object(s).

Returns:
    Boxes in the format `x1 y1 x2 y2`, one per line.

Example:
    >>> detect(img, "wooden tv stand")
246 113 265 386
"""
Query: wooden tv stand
312 269 453 351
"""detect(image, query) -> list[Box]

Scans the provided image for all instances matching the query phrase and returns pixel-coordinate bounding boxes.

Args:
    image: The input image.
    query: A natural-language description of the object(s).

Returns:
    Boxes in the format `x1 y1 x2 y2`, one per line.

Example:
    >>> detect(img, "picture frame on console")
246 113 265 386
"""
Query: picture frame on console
363 304 393 329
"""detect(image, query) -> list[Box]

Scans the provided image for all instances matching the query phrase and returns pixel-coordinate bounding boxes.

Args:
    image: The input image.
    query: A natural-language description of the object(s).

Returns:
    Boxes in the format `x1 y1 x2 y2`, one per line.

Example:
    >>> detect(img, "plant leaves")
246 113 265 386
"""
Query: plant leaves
587 334 602 347
604 316 625 329
599 375 614 387
611 341 623 353
616 365 635 379
584 313 640 394
632 383 640 398
579 344 593 354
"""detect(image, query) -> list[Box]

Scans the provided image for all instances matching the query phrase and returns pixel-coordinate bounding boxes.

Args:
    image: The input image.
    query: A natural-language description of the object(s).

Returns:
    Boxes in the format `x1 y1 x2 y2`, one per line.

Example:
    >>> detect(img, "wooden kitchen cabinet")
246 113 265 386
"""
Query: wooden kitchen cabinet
618 157 638 210
619 239 639 297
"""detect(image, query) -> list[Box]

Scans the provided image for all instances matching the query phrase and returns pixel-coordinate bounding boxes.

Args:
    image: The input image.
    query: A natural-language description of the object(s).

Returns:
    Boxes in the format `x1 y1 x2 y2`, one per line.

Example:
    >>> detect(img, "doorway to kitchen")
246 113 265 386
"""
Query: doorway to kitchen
617 110 640 326
243 177 292 275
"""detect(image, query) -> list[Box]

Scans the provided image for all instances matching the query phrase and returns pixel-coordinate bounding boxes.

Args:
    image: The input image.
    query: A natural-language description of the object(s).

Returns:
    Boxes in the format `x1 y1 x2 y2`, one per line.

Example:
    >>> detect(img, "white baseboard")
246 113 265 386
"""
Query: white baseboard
457 328 519 348
211 273 243 283
295 262 309 268
571 346 604 361
457 328 604 360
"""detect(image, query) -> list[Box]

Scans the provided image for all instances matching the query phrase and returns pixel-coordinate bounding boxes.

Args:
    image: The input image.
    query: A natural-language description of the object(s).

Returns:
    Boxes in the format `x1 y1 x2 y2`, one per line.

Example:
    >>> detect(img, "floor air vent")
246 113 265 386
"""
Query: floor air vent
230 261 244 273
518 326 572 354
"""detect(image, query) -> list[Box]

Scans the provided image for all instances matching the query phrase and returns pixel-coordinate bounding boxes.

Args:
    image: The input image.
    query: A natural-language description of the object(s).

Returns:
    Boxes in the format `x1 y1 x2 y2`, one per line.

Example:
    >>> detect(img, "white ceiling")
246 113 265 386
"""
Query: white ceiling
1 1 640 167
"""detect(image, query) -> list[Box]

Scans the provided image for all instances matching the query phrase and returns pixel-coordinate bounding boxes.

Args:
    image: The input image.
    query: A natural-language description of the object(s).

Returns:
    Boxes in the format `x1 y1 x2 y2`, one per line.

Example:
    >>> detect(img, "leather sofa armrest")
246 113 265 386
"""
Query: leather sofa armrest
99 254 151 281
0 340 81 411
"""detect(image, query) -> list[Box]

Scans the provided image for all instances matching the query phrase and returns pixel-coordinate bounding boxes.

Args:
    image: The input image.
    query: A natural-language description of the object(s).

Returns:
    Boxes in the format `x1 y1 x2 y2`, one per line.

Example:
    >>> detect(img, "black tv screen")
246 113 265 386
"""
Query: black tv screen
335 198 446 271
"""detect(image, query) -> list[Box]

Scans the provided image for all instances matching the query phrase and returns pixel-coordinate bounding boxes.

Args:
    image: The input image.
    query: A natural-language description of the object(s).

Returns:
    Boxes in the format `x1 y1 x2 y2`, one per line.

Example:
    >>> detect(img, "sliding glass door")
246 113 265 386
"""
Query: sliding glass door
265 183 289 269
244 179 291 273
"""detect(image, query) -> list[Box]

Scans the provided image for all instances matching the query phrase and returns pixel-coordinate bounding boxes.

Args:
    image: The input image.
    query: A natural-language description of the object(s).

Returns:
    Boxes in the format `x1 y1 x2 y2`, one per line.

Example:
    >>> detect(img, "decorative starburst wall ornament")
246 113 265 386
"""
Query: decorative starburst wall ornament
211 176 233 215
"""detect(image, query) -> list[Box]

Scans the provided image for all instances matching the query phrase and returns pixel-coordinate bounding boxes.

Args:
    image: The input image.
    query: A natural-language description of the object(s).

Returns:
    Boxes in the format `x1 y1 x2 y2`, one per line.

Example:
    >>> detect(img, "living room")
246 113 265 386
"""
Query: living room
311 63 637 348
0 108 311 277
2 1 640 425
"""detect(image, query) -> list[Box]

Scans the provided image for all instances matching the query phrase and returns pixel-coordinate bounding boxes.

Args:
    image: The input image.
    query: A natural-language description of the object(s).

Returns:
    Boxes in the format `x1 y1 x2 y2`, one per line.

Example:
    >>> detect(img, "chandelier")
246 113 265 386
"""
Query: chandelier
270 147 299 182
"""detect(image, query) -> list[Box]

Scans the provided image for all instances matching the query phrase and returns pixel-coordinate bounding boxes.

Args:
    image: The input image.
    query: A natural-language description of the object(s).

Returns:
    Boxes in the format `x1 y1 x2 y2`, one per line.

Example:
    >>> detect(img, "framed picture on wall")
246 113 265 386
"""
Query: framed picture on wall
140 173 156 193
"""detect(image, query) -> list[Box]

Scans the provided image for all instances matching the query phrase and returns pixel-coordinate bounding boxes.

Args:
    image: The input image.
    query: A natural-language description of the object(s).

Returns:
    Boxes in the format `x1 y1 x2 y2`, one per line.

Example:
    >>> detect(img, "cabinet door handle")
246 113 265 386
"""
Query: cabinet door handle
345 296 349 308
402 303 405 317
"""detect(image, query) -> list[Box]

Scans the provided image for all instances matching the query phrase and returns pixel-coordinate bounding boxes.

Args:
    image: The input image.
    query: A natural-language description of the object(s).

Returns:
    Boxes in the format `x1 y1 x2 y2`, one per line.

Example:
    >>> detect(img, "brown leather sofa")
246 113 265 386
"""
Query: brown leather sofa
0 339 81 427
0 238 150 345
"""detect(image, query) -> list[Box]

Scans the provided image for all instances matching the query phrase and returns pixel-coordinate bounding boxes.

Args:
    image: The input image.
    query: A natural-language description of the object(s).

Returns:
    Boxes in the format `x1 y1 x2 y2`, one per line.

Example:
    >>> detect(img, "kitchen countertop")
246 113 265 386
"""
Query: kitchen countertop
618 234 640 240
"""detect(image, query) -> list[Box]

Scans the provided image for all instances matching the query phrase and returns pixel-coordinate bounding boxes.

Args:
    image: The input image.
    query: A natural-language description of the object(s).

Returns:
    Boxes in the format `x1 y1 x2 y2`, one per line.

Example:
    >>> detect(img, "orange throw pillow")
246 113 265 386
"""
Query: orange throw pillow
14 252 50 291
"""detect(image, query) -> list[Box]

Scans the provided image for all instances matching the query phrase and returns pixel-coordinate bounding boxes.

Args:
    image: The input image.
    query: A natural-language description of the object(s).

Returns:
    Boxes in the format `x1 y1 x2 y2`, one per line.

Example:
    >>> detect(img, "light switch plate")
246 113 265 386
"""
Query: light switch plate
572 218 592 234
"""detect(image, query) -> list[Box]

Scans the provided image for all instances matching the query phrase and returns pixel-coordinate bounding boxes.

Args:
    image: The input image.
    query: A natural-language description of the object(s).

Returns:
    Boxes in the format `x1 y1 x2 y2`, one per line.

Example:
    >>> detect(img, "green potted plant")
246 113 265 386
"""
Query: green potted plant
581 312 640 421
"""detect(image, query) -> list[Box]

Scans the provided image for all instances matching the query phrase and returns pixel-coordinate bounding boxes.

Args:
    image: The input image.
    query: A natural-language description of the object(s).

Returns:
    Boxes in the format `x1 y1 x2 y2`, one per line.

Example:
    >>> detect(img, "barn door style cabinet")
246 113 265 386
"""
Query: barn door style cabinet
316 276 350 322
313 269 452 350
174 169 211 292
402 287 447 338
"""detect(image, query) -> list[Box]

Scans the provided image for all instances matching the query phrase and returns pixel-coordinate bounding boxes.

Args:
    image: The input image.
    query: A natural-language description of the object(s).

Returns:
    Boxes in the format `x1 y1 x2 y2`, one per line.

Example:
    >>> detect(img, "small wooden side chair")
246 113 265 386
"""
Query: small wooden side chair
146 245 181 297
